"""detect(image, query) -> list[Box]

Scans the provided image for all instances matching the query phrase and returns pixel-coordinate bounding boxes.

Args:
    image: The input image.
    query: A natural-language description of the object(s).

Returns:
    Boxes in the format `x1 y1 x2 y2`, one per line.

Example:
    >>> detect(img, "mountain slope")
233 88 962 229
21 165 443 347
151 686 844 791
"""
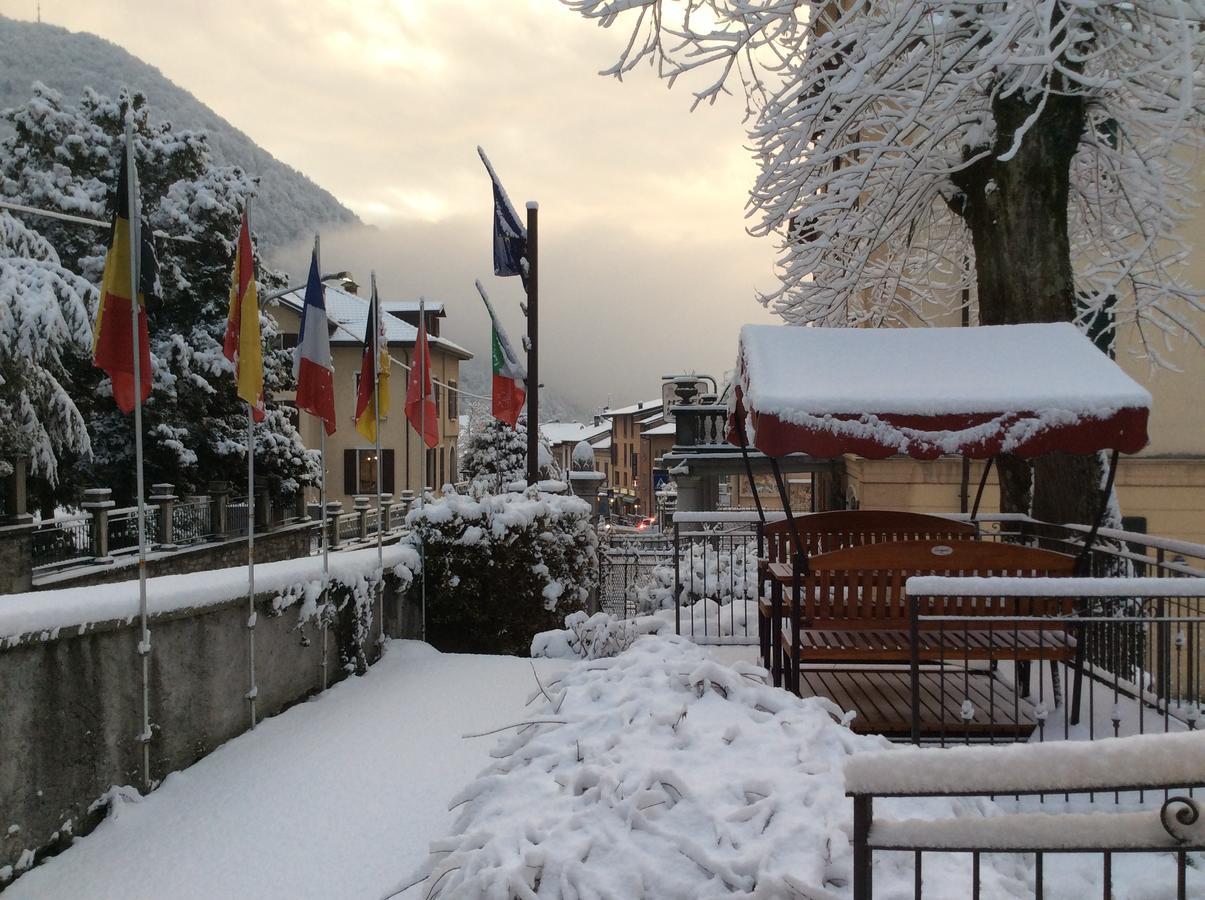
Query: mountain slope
0 14 359 250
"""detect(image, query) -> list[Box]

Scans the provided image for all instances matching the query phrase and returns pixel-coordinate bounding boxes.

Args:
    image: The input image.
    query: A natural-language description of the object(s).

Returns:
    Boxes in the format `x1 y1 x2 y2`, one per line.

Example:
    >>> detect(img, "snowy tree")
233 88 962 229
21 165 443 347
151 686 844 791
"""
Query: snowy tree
0 211 94 494
460 415 556 493
0 84 318 505
566 1 1204 525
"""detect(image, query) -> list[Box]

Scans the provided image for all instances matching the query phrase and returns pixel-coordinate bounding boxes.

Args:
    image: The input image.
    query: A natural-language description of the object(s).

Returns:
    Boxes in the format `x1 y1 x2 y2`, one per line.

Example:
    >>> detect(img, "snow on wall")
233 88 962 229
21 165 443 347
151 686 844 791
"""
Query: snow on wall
0 543 419 645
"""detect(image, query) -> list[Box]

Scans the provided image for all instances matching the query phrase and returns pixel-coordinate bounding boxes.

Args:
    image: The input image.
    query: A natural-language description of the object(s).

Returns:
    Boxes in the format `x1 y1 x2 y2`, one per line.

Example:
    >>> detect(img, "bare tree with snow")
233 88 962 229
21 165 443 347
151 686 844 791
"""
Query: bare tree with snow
565 0 1204 523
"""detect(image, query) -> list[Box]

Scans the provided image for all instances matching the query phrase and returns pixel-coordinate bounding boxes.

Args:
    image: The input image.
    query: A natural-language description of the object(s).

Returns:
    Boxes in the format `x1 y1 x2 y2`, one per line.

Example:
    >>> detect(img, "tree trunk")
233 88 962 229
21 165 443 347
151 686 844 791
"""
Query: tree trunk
951 87 1104 529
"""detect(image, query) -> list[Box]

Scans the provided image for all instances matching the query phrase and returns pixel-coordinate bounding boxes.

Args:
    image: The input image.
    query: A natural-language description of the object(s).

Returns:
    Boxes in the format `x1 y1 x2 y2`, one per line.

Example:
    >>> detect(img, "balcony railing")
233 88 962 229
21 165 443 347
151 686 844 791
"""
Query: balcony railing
672 403 729 448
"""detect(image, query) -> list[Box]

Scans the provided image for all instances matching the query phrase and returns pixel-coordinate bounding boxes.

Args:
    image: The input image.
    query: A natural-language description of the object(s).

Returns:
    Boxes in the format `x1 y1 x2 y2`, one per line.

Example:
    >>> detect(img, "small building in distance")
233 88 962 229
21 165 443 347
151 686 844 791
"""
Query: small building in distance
269 284 472 511
605 399 663 518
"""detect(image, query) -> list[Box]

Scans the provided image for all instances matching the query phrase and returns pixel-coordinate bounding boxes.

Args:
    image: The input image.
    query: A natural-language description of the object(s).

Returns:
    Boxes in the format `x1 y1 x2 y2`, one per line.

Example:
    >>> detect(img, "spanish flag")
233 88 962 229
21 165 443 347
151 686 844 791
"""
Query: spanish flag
354 278 391 443
224 209 265 421
93 145 153 414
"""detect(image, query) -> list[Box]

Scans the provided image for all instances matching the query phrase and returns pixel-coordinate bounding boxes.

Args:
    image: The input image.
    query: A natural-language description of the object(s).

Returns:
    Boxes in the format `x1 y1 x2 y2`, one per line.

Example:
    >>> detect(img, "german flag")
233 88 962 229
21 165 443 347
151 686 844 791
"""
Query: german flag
224 209 265 421
354 279 391 443
93 145 155 414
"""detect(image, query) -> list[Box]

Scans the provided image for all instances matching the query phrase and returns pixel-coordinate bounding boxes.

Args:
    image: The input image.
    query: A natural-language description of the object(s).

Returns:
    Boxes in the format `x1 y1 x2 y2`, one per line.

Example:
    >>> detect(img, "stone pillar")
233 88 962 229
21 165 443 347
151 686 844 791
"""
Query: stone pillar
378 493 393 532
254 490 271 530
294 492 309 522
326 501 343 549
354 496 371 541
208 481 231 536
3 457 32 524
81 488 115 562
150 483 176 548
569 471 606 520
399 490 415 520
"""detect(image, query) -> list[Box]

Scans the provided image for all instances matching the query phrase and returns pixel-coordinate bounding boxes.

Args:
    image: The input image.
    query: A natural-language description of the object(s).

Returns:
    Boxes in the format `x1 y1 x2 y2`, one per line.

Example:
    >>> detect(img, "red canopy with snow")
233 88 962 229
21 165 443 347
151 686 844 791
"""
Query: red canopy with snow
727 323 1151 460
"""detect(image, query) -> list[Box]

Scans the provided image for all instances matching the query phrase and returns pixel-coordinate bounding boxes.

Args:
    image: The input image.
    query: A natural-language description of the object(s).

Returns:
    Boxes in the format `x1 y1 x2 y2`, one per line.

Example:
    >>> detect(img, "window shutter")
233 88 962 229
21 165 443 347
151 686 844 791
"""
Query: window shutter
382 449 395 495
344 449 356 496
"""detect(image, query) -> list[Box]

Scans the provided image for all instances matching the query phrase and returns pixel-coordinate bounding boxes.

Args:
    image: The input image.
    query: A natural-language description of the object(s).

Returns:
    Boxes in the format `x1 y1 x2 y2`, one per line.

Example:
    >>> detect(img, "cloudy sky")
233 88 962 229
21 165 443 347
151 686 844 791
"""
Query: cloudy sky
5 0 780 413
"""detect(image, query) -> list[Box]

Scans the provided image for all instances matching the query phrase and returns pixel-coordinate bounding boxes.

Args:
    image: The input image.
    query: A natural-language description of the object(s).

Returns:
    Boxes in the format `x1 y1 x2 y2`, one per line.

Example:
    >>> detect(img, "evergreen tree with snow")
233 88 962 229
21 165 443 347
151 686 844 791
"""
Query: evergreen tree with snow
0 211 94 502
0 84 318 506
460 415 556 493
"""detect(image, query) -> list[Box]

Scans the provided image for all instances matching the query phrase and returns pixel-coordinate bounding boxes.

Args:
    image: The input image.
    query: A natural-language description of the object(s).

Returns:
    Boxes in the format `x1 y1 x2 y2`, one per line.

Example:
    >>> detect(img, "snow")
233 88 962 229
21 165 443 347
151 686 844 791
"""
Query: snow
605 397 663 417
845 731 1205 797
736 322 1152 421
541 421 611 446
907 575 1205 598
3 642 567 900
0 543 419 644
642 420 677 436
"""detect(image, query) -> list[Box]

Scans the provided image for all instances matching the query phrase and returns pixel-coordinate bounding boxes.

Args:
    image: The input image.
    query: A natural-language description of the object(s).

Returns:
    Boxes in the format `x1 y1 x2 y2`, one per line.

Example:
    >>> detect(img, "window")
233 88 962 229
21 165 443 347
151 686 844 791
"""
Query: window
425 448 435 490
449 447 458 483
630 450 638 474
447 381 458 419
343 449 395 496
434 384 441 418
438 447 445 488
280 332 299 351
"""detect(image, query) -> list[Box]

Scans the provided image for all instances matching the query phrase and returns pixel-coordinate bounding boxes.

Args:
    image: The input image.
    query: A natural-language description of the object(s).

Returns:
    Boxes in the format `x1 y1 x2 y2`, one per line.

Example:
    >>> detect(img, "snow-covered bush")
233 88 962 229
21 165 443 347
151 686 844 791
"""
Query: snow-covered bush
636 533 759 614
416 636 1031 897
403 485 598 655
531 609 671 660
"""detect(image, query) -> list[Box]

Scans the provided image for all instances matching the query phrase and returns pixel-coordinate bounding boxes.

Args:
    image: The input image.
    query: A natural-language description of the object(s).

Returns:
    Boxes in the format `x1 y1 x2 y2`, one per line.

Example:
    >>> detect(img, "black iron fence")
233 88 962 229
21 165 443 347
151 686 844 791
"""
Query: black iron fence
847 734 1205 899
172 498 214 545
31 515 92 568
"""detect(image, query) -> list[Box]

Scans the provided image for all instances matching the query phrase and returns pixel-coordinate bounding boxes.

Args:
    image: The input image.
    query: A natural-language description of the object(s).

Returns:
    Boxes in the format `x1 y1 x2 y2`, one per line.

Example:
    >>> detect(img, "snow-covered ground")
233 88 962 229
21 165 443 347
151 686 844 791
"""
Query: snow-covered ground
8 637 1200 899
6 642 566 900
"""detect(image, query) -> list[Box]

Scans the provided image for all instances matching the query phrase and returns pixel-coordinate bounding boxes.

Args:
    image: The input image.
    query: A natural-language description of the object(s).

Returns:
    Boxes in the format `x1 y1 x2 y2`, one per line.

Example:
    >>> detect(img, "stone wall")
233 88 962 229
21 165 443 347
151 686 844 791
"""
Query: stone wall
31 523 318 591
0 577 392 880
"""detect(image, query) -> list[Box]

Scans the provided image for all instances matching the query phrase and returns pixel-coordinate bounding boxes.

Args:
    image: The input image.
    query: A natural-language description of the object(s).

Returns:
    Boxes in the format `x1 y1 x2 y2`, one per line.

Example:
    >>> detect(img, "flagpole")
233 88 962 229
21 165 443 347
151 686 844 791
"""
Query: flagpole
125 121 152 792
244 201 258 730
419 296 427 643
315 235 330 690
371 272 384 650
525 202 538 485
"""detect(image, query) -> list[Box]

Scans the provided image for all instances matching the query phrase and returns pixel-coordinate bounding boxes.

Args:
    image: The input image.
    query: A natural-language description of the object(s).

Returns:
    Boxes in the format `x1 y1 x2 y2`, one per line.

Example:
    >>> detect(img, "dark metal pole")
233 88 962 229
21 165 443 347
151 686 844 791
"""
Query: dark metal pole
525 202 539 485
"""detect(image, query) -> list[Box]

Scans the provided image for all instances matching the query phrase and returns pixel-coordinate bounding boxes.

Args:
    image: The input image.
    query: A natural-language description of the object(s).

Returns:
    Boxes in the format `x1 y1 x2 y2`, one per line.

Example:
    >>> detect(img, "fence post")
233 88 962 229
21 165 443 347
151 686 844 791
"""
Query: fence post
150 483 176 549
327 501 343 549
208 481 231 536
3 457 31 524
81 488 114 562
674 520 682 635
852 794 873 900
354 495 371 541
910 595 922 745
254 489 271 531
378 493 392 534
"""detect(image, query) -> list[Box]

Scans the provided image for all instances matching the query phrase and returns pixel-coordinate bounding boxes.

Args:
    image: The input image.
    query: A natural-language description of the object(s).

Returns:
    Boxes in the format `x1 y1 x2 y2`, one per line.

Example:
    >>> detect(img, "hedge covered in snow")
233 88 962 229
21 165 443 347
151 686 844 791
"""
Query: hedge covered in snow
404 486 598 655
415 636 1037 898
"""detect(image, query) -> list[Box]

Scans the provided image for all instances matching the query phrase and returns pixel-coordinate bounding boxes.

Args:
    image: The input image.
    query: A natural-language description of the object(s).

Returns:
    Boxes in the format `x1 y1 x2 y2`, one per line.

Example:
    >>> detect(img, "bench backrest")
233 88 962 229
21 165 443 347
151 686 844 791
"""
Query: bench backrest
765 510 976 565
802 540 1077 626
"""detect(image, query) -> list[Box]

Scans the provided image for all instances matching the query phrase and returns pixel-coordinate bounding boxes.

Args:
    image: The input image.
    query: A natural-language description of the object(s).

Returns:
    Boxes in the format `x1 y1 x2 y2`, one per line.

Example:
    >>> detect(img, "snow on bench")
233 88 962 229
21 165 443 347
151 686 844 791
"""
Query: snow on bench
845 731 1205 798
906 575 1205 598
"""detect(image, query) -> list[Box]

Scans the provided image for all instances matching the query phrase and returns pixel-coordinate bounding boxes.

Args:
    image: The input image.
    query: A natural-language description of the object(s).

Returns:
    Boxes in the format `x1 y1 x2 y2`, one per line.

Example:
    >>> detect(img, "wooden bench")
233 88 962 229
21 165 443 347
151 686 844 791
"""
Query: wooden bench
768 540 1077 697
757 511 977 680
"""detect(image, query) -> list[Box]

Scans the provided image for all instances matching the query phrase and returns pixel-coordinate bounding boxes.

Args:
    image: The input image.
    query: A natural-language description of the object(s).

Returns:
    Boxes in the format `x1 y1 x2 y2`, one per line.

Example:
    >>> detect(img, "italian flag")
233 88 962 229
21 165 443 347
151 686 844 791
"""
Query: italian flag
477 281 526 428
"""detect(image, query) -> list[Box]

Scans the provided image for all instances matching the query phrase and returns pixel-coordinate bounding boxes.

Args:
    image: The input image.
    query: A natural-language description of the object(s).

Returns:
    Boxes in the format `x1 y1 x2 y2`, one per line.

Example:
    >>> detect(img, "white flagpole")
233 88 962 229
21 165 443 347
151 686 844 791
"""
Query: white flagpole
244 201 258 730
125 121 152 791
419 296 427 643
315 235 330 689
371 271 384 649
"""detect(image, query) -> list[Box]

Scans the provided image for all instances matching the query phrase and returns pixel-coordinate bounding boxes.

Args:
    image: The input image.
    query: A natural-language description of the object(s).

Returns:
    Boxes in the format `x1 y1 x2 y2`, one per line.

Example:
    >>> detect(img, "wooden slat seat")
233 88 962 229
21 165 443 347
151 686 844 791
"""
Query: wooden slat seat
766 540 1077 697
756 511 977 677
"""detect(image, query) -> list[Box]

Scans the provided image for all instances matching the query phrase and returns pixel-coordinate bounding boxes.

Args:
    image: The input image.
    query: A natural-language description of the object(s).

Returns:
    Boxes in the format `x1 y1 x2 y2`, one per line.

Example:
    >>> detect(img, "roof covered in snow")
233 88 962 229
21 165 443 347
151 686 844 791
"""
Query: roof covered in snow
276 286 472 360
642 420 676 437
381 299 446 317
605 398 663 417
541 421 611 446
729 323 1151 460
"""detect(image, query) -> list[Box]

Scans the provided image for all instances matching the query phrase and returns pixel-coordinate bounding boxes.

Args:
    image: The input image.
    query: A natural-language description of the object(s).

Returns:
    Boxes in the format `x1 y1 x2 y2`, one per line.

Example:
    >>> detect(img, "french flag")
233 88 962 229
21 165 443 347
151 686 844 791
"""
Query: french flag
293 248 337 435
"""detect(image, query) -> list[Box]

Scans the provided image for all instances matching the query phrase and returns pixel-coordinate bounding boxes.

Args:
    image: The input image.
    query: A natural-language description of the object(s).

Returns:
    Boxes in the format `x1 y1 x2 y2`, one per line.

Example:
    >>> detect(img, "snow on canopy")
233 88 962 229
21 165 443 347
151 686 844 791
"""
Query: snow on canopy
728 323 1151 460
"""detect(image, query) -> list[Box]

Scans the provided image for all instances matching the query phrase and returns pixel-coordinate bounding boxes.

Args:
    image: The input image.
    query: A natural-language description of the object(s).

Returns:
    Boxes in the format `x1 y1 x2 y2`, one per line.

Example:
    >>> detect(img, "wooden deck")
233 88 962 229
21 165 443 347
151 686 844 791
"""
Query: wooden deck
795 665 1038 740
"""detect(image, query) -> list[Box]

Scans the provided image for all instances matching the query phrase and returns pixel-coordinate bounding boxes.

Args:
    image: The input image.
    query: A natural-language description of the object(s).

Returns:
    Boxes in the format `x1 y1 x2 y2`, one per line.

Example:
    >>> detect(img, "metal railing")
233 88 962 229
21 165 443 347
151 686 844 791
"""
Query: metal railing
172 498 213 545
847 735 1205 899
337 513 360 542
108 505 158 554
31 514 92 569
905 579 1203 749
227 499 249 537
